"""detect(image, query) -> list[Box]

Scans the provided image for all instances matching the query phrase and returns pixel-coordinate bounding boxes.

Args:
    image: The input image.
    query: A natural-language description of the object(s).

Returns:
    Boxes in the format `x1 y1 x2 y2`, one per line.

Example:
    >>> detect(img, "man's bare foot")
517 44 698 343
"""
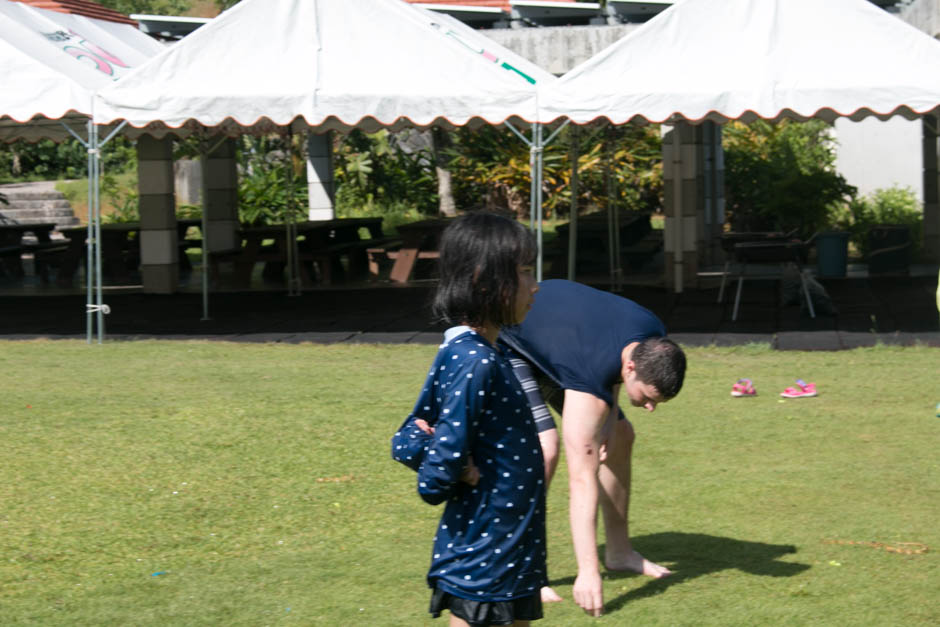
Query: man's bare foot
540 586 563 603
605 550 672 578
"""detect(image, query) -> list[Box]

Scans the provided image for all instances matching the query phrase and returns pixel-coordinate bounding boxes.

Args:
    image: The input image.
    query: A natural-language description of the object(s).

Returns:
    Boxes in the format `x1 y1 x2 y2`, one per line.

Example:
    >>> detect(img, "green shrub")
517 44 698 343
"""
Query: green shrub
100 173 139 224
829 185 923 259
333 129 438 216
0 137 136 182
724 120 856 236
236 136 308 227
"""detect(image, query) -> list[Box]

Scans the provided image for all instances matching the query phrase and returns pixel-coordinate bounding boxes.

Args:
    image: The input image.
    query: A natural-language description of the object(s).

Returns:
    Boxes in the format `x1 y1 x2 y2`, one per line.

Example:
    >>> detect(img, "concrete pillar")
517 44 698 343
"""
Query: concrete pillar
306 132 334 220
174 159 202 206
662 122 702 290
922 114 940 262
700 121 725 266
203 139 239 252
137 135 178 294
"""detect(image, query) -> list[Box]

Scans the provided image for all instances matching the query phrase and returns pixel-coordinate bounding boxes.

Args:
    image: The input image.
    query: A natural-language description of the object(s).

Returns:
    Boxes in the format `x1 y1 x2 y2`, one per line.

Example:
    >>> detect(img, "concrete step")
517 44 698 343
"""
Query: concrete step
1 199 73 210
2 208 76 221
0 191 68 201
2 205 75 216
0 182 79 229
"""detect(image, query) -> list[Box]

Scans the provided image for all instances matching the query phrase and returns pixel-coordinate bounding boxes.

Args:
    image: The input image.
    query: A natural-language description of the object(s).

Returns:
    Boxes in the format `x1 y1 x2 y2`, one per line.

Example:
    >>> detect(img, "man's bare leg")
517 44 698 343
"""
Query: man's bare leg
597 418 672 578
537 428 564 603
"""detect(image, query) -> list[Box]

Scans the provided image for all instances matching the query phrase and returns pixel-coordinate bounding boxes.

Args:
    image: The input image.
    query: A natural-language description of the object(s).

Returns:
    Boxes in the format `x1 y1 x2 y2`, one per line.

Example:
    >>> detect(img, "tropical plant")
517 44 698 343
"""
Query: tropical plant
829 185 923 259
236 135 308 227
445 123 663 221
723 119 856 236
100 172 139 223
333 129 438 215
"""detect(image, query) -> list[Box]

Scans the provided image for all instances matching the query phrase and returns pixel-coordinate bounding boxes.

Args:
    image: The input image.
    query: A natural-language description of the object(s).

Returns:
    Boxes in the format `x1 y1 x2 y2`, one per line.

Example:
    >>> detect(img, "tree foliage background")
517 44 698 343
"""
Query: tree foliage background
95 0 192 16
723 120 856 236
94 0 238 16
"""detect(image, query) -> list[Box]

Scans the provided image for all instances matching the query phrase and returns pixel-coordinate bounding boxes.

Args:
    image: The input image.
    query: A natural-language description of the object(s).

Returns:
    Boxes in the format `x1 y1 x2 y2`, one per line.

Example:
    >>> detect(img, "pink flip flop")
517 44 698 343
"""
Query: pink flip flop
780 379 817 398
731 378 756 397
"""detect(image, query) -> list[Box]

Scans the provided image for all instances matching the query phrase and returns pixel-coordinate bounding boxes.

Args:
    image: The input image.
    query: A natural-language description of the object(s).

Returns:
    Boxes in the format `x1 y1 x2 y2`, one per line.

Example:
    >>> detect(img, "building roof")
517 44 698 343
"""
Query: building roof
9 0 137 26
407 0 512 8
406 0 580 11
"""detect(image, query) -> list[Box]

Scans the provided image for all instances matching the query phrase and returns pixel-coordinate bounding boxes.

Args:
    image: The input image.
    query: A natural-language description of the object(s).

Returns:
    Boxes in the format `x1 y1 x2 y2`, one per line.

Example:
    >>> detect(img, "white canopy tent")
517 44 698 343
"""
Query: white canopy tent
0 0 162 342
538 0 940 291
96 0 550 133
0 0 162 142
94 0 556 328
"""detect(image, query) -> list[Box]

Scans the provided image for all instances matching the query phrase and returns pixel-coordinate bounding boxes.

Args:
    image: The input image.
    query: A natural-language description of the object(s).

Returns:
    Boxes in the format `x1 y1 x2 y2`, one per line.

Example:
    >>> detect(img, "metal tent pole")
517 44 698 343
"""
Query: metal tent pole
90 122 128 342
92 122 106 343
567 125 580 282
199 143 211 321
85 121 95 343
604 125 616 288
533 123 544 281
286 128 301 297
506 120 568 282
610 127 622 292
59 120 96 342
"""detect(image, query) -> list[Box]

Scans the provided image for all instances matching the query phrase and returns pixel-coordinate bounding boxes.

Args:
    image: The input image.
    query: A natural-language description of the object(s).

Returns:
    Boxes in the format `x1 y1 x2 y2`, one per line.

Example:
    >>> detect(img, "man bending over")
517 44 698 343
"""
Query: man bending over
499 279 687 616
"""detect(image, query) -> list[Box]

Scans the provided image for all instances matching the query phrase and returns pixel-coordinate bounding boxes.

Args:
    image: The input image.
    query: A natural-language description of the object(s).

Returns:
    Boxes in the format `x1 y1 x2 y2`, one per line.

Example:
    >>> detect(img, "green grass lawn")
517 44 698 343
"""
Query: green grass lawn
1 341 937 626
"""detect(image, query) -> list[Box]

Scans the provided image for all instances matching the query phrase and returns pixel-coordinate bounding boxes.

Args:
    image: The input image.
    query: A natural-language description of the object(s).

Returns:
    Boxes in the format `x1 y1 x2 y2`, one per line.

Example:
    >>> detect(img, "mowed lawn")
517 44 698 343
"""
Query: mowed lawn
1 341 937 626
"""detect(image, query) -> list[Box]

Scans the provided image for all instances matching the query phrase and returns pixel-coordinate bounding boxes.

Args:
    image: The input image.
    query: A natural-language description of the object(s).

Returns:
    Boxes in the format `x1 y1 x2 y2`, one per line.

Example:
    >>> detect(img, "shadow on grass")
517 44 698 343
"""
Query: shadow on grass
548 532 810 614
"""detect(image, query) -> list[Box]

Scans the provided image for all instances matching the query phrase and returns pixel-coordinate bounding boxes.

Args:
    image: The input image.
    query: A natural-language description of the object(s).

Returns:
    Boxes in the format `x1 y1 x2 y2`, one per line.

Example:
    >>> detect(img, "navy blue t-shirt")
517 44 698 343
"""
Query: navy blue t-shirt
499 280 666 408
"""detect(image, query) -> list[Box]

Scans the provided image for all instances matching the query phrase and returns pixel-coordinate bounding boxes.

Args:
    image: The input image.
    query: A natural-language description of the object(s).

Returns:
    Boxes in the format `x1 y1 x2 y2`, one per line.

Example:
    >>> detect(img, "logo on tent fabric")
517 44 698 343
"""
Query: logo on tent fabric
429 22 536 85
43 30 130 80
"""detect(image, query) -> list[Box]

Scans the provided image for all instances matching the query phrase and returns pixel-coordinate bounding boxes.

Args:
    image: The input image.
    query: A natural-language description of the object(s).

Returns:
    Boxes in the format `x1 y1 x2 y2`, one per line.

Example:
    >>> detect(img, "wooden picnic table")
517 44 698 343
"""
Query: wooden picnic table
231 217 385 287
388 218 450 283
554 210 655 273
43 218 203 286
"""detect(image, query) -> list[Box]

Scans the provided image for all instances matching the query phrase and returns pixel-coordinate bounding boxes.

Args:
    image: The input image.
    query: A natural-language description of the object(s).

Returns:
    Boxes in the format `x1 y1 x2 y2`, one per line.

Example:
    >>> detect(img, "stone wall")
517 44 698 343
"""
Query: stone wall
486 24 638 75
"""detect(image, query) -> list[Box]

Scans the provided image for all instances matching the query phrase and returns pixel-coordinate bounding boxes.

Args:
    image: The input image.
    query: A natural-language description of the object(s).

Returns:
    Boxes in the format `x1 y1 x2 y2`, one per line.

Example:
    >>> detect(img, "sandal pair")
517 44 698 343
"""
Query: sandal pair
731 379 819 398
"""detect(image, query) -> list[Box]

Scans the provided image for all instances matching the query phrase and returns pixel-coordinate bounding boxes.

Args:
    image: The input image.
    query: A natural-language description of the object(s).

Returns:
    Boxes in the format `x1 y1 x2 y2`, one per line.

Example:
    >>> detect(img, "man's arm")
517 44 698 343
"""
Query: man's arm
562 389 614 616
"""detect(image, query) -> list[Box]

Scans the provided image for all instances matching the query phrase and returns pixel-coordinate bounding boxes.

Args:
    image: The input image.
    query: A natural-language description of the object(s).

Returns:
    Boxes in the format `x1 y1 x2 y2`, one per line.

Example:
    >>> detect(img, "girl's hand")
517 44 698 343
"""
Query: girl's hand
416 419 477 484
460 456 480 486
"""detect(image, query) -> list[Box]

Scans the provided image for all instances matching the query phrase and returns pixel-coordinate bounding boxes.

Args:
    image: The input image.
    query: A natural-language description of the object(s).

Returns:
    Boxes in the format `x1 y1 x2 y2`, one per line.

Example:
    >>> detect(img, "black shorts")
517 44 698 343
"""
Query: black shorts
430 587 542 626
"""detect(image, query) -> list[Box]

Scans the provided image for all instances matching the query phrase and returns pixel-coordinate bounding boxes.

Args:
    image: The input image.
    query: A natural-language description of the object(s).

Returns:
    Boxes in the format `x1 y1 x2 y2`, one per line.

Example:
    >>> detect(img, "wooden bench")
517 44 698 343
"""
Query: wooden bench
304 237 398 285
622 231 664 269
206 247 248 286
366 244 440 282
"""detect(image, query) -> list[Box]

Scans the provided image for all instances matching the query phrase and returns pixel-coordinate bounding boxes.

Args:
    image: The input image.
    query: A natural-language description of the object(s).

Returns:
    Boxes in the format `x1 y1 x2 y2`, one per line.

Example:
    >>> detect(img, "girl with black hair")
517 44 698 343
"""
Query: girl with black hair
392 212 545 627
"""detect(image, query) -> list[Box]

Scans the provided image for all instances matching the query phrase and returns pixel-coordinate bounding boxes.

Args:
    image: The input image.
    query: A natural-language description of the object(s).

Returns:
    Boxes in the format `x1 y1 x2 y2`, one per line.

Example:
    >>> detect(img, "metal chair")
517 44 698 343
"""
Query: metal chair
723 237 816 321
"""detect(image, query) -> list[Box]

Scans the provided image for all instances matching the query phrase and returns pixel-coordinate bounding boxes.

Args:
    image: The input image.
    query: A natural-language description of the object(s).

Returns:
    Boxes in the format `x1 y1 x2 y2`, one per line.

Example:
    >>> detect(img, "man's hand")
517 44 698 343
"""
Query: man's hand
572 569 604 617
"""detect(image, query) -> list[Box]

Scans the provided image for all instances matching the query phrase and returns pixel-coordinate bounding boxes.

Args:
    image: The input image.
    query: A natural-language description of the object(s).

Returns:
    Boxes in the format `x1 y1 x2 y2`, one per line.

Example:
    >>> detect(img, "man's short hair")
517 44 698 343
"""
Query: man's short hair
631 337 686 399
